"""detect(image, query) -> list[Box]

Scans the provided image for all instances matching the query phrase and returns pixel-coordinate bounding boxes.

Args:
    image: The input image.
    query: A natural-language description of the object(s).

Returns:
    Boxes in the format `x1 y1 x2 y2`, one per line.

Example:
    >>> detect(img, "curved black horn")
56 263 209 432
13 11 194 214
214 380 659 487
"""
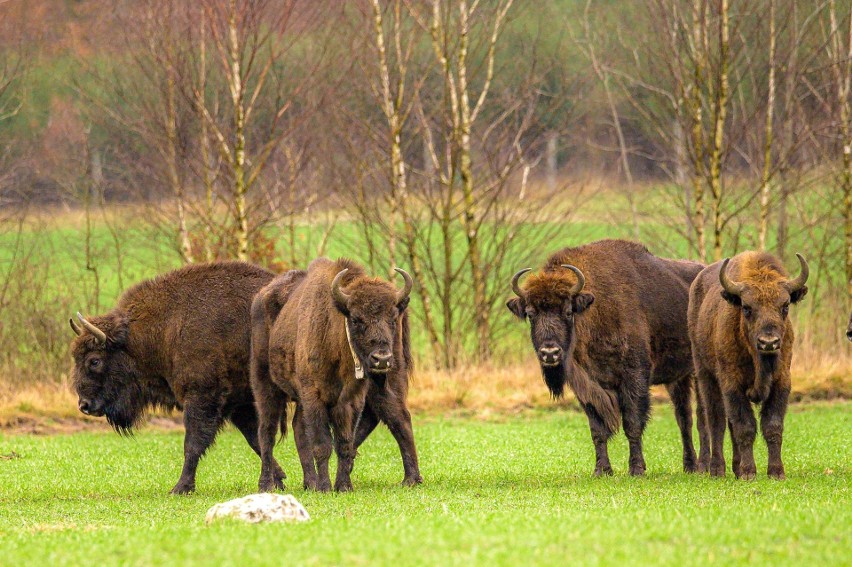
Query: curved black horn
511 268 532 298
394 268 413 303
70 317 83 336
719 258 746 297
786 253 809 293
76 312 107 344
331 269 352 308
561 265 586 294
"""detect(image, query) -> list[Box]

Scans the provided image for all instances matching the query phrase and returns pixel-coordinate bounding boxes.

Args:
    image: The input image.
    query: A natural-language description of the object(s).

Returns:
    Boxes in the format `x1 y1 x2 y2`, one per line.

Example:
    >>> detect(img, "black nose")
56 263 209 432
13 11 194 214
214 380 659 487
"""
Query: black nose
369 350 393 370
79 399 92 415
79 398 104 416
538 345 562 365
757 335 781 352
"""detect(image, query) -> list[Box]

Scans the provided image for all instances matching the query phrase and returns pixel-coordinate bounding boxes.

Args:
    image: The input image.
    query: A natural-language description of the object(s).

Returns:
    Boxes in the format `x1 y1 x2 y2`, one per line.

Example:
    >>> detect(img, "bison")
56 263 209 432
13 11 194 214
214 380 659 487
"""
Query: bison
253 258 417 492
69 261 287 494
507 239 707 476
251 269 422 492
688 251 808 480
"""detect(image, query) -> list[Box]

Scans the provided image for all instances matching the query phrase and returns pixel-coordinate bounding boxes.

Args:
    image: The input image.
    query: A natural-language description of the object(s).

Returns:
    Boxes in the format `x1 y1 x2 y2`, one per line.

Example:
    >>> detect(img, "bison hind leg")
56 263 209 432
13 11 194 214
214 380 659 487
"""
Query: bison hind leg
665 377 698 473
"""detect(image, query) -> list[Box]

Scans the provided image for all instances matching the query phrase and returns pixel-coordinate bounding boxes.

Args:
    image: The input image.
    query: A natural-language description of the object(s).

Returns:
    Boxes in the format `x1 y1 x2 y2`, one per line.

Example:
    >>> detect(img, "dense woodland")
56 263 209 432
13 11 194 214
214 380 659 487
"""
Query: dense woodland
1 0 851 383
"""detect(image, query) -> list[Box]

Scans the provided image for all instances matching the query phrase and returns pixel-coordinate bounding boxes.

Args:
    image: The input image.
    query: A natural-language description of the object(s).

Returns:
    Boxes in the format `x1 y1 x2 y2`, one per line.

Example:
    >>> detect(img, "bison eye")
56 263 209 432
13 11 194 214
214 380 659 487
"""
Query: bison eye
89 358 102 369
742 305 753 319
781 304 789 317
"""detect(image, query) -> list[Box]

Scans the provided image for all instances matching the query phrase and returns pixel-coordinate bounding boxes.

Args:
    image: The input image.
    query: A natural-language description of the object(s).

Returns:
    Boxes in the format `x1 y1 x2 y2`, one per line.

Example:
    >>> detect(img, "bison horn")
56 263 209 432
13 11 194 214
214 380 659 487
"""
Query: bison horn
561 265 586 294
718 258 746 297
786 253 809 293
331 269 352 308
70 317 83 336
76 312 107 344
394 268 413 303
511 268 532 298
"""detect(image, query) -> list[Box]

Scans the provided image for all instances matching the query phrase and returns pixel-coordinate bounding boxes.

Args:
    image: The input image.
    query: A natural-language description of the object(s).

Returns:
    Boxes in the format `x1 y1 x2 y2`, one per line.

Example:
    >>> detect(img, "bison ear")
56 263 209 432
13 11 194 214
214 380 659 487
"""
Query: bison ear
720 290 742 306
106 312 130 348
506 297 527 319
572 292 595 314
397 296 411 315
790 285 808 304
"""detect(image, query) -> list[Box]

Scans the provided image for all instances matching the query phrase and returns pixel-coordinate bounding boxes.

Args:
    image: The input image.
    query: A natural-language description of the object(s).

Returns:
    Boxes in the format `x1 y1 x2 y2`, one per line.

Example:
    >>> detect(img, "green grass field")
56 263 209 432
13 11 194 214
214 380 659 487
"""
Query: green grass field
1 404 849 566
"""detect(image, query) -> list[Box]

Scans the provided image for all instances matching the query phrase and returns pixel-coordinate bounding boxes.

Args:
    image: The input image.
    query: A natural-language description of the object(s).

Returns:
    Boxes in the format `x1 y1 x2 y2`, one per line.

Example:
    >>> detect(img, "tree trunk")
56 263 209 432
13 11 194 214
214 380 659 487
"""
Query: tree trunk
708 0 729 262
758 0 776 251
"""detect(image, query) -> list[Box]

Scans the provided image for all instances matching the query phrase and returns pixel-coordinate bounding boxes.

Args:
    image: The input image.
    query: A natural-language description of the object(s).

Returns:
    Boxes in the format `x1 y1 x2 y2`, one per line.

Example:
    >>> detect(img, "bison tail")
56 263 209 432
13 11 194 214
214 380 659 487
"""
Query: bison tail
278 403 288 443
565 364 621 434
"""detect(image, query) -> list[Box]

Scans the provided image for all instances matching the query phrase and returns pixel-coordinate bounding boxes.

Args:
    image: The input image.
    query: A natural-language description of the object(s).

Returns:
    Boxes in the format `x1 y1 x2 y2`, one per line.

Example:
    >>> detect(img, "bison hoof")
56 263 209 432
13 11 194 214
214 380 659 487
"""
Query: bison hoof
401 475 424 487
334 481 353 493
170 482 196 495
709 465 726 478
768 470 786 480
259 478 285 493
736 471 756 481
594 466 614 477
629 465 646 477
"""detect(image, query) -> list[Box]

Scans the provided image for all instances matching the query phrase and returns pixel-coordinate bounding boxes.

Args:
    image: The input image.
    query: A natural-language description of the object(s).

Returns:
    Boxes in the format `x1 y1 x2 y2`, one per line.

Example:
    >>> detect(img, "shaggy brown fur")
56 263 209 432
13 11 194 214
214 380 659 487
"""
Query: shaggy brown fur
69 261 285 494
250 268 422 491
508 239 707 476
688 251 808 480
254 258 416 492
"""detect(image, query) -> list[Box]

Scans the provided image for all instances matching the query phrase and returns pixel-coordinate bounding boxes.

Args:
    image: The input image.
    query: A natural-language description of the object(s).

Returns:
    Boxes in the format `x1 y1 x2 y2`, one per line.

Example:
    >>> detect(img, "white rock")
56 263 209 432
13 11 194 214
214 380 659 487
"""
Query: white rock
205 493 310 524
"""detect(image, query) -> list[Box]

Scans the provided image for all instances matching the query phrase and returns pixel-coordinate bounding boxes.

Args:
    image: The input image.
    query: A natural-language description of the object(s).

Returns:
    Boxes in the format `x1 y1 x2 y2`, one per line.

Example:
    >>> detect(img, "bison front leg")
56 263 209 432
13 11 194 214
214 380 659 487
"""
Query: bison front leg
582 403 614 476
695 378 711 473
723 389 757 480
666 376 698 473
172 392 224 495
760 382 790 480
361 386 423 486
330 401 361 492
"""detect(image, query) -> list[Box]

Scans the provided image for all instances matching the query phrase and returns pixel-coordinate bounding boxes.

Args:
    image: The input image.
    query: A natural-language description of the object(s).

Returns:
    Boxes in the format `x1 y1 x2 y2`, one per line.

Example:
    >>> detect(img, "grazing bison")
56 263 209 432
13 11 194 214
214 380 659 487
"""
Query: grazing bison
507 239 707 476
688 251 808 480
253 258 416 492
69 261 286 494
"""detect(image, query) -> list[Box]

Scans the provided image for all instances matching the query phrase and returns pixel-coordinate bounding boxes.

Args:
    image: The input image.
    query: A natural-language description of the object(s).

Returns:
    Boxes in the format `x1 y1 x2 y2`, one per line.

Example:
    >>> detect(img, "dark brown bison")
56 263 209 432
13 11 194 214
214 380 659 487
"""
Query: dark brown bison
507 239 707 476
688 251 808 480
253 258 417 492
69 261 286 494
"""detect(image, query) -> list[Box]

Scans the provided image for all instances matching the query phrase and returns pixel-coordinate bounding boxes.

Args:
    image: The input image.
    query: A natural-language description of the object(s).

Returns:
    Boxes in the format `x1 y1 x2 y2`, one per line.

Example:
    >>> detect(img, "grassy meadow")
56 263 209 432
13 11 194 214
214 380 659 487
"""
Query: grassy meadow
1 404 849 565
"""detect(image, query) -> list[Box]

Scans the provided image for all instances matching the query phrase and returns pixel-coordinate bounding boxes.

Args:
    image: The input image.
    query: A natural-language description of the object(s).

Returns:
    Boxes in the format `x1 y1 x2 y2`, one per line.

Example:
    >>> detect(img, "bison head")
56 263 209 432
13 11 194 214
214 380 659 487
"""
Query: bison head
331 268 412 377
70 311 143 433
506 265 594 395
719 253 808 358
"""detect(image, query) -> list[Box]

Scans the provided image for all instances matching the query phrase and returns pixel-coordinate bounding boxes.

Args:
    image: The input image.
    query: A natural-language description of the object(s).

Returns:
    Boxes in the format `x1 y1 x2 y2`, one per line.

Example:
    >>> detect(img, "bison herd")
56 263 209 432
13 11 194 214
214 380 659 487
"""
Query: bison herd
68 238 831 494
